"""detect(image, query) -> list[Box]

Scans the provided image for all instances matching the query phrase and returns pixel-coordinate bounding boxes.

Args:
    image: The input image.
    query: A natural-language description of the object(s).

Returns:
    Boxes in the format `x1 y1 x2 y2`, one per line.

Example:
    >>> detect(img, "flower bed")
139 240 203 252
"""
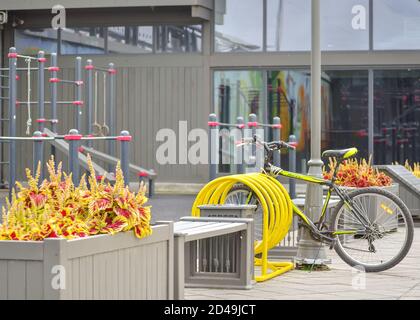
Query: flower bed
0 157 151 241
0 157 174 300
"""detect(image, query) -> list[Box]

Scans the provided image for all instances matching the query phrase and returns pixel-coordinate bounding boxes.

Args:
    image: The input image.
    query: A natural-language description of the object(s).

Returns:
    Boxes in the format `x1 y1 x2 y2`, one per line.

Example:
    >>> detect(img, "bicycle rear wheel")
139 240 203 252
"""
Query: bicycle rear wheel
331 187 414 272
224 184 264 243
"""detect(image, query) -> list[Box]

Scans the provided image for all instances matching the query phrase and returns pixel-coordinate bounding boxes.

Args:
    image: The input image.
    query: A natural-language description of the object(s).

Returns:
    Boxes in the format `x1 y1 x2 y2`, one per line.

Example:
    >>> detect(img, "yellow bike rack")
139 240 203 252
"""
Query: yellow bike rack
192 172 294 282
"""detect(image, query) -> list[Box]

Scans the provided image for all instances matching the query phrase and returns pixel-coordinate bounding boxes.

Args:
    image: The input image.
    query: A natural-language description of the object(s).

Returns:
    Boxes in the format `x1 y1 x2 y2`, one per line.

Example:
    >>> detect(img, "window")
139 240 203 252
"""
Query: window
215 0 370 52
60 27 106 54
374 69 420 164
213 69 370 173
108 26 153 54
15 25 202 55
266 0 311 51
321 0 369 50
155 25 202 53
15 28 58 55
373 0 420 50
267 70 311 169
214 70 265 173
322 70 369 159
266 0 369 52
214 0 263 52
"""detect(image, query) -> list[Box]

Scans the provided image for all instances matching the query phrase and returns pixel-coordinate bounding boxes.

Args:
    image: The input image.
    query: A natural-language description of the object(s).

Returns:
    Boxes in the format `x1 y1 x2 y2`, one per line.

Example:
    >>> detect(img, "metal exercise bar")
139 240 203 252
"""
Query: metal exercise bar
16 100 83 105
288 134 297 199
85 59 94 148
64 129 132 186
248 113 257 169
50 53 58 158
75 57 83 132
208 113 218 181
107 63 116 172
38 51 45 132
8 47 17 200
0 67 38 71
33 131 44 183
236 116 245 174
0 136 55 141
273 116 281 173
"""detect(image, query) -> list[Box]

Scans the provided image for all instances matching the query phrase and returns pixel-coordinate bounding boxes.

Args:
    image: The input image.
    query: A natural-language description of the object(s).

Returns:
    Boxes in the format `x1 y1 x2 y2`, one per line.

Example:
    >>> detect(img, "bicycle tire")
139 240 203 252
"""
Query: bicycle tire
331 187 414 272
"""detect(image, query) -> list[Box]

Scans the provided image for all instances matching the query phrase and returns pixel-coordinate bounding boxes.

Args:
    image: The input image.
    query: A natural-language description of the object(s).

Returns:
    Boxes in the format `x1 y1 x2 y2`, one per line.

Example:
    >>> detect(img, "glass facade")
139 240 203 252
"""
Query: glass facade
155 25 202 53
214 0 263 52
373 0 420 50
374 69 420 164
213 69 371 173
266 0 369 51
108 26 153 54
266 0 310 51
214 71 265 173
322 70 369 159
15 25 202 55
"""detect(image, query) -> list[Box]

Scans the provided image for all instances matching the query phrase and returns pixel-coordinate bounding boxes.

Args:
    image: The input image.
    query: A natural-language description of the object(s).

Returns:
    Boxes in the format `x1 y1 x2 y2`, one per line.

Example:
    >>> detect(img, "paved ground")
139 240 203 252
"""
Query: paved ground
146 194 420 300
1 191 419 300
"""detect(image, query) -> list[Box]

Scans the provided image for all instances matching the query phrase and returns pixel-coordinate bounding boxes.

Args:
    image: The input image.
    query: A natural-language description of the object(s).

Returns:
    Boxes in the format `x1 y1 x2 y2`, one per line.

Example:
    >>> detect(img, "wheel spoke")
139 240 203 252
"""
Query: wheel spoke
333 190 411 270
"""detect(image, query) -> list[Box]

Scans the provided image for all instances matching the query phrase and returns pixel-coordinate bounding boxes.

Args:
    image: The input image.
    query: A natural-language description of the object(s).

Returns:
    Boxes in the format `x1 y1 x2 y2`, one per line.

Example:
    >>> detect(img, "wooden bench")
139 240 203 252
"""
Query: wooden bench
173 217 254 300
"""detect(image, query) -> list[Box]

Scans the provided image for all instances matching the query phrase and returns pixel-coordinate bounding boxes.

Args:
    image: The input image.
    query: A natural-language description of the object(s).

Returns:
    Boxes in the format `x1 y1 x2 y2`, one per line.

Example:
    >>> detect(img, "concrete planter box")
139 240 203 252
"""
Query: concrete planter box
0 222 174 300
339 183 399 230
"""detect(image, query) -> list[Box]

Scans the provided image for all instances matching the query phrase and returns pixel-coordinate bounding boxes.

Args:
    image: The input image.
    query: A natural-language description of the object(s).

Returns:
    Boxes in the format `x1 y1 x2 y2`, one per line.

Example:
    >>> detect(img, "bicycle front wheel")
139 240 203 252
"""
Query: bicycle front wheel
331 187 414 272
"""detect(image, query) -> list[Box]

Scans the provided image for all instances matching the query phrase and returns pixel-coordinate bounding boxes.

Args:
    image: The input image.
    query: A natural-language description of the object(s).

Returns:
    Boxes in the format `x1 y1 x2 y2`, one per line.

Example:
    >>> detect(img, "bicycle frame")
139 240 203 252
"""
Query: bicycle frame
268 165 370 240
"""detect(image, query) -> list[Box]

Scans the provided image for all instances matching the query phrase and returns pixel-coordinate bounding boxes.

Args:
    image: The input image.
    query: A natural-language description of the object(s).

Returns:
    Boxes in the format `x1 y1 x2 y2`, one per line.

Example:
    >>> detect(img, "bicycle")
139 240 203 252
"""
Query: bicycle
225 135 414 272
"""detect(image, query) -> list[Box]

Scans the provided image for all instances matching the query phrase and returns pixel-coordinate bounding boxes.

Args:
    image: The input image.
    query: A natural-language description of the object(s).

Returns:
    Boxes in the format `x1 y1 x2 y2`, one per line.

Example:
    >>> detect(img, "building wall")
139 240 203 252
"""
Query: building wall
1 7 212 184
5 54 210 183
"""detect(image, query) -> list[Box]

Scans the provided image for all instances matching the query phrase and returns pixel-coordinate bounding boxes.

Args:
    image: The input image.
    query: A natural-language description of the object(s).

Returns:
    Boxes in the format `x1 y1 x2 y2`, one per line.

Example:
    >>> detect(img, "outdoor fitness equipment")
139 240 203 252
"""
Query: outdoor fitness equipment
0 47 156 196
195 135 414 275
208 113 298 198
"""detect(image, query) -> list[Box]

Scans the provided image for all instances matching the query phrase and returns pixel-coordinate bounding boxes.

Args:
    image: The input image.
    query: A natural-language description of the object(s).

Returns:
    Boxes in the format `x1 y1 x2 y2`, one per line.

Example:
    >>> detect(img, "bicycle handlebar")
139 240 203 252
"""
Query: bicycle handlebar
236 135 296 151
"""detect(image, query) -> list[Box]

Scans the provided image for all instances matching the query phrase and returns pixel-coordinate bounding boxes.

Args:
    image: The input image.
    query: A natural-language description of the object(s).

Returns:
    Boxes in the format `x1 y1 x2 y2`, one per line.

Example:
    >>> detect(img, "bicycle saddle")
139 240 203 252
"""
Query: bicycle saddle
322 147 358 159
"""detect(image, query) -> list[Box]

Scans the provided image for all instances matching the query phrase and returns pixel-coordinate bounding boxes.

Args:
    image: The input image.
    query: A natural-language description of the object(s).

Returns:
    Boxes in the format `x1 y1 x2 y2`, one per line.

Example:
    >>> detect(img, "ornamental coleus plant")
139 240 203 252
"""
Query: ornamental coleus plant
323 157 392 188
0 155 152 241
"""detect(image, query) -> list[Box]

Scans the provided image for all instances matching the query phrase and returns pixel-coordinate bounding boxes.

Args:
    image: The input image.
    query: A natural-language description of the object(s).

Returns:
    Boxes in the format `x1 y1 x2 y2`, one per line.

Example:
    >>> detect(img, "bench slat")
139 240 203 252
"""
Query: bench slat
181 223 246 242
174 222 220 233
175 222 237 235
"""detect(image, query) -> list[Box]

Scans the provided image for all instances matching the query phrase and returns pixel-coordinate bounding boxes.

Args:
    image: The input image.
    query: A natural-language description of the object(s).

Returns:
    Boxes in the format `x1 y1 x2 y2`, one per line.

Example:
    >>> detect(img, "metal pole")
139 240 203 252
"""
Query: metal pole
66 129 81 186
86 59 93 147
236 116 245 174
368 69 374 159
273 116 281 169
119 130 131 186
288 135 296 199
107 63 116 172
33 131 44 183
37 51 45 132
50 53 58 158
248 113 257 170
75 57 82 132
296 0 329 266
8 47 17 200
208 113 218 181
301 158 307 174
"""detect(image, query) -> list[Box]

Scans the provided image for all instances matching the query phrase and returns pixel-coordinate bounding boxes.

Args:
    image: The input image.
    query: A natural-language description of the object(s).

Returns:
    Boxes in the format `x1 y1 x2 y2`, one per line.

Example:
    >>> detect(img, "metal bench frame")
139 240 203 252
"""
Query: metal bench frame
173 217 254 300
